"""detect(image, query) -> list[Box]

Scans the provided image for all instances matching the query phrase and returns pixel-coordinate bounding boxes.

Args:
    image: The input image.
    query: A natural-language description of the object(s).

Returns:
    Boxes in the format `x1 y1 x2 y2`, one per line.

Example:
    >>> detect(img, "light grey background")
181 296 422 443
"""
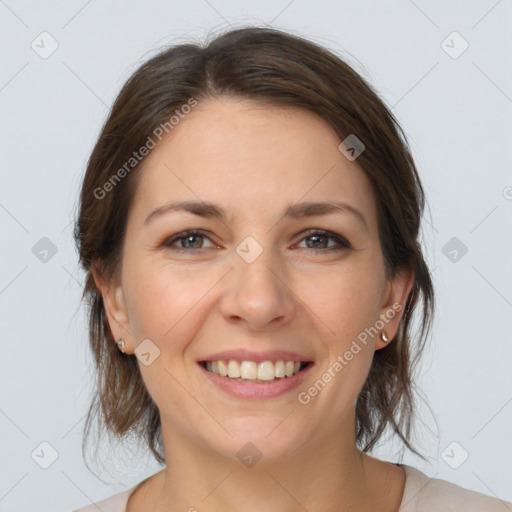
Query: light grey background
1 1 511 511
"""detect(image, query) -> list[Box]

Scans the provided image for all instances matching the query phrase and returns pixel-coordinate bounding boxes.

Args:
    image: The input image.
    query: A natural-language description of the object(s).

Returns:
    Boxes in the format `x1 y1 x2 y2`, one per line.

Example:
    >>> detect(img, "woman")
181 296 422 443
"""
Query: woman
73 26 511 511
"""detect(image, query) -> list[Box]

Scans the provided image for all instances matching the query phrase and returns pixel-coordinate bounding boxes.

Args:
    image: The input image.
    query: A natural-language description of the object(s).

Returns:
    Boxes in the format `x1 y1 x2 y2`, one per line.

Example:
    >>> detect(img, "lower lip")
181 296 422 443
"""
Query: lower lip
198 362 314 399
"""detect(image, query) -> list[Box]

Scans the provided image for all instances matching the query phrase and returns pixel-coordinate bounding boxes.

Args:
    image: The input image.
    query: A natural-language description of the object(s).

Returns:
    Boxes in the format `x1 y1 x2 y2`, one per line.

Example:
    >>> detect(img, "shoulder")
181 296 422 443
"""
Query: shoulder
399 464 512 512
72 484 137 512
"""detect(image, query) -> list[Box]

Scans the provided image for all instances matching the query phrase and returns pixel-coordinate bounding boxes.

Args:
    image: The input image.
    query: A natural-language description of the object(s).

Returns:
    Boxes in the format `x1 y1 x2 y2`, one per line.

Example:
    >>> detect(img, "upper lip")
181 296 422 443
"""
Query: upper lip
198 349 314 363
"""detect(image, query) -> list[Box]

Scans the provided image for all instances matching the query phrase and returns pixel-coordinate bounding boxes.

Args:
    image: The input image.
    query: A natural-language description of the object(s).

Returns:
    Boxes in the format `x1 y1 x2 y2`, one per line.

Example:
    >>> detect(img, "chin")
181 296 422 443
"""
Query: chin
211 418 308 464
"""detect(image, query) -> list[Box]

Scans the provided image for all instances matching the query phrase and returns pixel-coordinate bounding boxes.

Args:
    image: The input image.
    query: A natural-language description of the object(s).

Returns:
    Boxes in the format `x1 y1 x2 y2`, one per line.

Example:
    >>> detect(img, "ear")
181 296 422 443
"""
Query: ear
92 264 133 354
375 267 414 350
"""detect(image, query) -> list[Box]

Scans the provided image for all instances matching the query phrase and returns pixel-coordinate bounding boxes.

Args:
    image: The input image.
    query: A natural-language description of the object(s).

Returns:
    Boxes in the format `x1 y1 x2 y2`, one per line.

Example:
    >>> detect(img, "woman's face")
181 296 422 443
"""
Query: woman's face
97 96 412 463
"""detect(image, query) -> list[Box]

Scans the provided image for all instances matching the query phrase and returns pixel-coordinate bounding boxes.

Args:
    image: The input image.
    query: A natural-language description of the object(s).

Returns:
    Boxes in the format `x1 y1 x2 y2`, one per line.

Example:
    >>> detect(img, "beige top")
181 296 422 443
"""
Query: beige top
73 464 512 511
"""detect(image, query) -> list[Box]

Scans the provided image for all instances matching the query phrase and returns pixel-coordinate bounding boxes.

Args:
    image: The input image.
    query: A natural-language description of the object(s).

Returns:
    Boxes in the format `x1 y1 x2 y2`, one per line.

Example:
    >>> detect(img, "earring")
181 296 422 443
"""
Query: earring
381 331 390 343
116 338 126 353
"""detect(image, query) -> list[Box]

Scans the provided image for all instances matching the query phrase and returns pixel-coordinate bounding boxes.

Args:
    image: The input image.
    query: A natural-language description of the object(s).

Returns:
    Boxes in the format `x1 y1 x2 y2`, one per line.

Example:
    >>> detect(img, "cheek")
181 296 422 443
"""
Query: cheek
123 258 218 343
122 263 212 404
298 263 384 344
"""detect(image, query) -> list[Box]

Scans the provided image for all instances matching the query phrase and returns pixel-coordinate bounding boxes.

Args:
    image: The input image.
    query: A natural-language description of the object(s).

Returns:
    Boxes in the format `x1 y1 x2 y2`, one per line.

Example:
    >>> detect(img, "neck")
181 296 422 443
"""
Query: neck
138 415 403 512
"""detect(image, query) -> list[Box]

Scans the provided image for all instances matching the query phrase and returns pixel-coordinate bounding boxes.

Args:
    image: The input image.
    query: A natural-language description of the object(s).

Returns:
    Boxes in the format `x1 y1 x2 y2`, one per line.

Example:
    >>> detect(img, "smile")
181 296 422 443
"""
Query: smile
198 360 314 399
200 359 311 382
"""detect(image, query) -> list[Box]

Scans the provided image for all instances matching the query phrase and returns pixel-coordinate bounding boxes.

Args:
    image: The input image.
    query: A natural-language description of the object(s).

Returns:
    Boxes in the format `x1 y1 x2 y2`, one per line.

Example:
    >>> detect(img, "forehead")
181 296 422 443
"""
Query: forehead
130 97 378 230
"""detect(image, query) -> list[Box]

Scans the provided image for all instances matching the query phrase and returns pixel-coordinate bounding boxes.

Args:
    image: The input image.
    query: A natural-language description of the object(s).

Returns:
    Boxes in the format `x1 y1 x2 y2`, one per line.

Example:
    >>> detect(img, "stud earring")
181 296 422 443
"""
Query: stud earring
116 338 126 353
381 331 390 343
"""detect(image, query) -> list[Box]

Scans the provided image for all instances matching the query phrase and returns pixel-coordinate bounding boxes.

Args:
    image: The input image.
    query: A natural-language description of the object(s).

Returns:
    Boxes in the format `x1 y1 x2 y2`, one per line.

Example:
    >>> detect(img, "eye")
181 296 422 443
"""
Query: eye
295 229 351 252
161 228 351 253
162 229 216 252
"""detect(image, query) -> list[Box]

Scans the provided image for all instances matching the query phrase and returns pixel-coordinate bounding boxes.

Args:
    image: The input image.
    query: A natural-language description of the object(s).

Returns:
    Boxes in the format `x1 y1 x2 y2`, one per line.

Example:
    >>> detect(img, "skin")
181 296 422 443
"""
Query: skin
94 96 414 512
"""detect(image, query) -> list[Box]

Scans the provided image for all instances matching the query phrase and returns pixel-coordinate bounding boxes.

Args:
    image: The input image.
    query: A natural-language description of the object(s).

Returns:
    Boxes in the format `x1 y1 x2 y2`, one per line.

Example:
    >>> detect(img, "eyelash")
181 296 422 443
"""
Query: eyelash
161 229 351 254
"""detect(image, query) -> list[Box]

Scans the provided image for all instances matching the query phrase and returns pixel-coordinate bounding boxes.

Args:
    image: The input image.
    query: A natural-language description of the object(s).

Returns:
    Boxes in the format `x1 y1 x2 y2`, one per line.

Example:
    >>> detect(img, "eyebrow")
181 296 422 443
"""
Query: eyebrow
144 200 368 229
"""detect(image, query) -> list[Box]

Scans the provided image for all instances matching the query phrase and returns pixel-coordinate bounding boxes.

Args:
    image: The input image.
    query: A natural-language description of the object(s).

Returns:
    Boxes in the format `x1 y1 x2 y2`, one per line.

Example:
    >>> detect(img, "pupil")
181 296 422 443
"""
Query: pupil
308 235 326 248
186 235 200 248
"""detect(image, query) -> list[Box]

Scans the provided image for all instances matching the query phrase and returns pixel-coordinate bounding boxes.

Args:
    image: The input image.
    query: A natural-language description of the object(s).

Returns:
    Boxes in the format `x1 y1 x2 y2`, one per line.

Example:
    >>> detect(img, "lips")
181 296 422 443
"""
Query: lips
198 358 314 399
197 349 313 364
195 348 314 399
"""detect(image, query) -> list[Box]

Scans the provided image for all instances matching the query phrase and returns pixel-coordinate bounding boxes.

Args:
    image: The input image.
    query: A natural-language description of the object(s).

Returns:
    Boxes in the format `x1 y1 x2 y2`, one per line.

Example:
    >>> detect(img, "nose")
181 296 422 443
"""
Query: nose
219 244 297 331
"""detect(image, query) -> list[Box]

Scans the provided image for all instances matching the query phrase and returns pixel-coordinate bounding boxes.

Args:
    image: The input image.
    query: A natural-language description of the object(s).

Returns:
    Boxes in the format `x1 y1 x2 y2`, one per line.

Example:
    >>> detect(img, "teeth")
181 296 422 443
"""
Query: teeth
227 360 241 378
240 360 256 379
203 359 307 381
274 360 285 377
257 361 274 380
217 360 228 376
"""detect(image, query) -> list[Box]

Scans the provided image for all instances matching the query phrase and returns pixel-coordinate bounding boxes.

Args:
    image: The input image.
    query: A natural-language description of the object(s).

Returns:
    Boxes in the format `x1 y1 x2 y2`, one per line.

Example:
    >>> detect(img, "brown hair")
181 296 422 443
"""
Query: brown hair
74 25 435 466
